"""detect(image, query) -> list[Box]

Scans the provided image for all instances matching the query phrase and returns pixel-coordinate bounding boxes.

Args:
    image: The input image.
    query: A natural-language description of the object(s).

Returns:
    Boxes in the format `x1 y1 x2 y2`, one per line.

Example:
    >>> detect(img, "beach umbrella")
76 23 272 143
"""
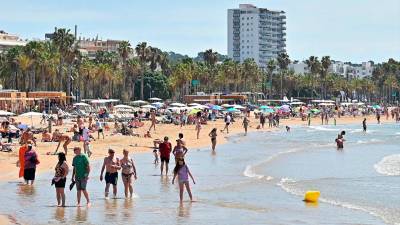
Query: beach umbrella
289 102 305 105
311 109 321 114
259 105 270 109
188 103 201 107
114 104 134 109
19 112 43 126
148 97 162 101
0 110 15 116
141 104 156 109
188 108 201 115
73 102 90 107
211 105 222 110
170 103 186 107
372 105 381 109
280 105 291 112
227 108 239 112
233 105 246 109
221 104 234 108
192 105 208 109
262 108 274 113
151 102 164 108
132 100 148 106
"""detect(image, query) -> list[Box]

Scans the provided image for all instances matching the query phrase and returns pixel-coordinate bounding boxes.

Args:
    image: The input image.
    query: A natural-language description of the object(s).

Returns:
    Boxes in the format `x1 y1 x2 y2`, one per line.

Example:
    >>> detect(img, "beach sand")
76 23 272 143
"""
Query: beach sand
0 114 381 224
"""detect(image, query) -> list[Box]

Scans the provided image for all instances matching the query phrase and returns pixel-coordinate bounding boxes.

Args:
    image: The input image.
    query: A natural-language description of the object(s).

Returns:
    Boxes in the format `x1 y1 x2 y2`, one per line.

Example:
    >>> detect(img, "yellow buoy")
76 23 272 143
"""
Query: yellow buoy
304 191 320 202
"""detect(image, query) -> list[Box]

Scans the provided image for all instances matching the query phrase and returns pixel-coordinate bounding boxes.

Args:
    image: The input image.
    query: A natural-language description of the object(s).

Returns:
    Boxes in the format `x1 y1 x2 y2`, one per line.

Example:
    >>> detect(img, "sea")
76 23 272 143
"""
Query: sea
0 123 399 225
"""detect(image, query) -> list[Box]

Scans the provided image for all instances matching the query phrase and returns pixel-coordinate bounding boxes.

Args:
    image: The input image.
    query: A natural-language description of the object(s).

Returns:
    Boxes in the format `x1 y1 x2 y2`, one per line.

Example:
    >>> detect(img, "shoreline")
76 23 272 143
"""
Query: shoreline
0 114 392 224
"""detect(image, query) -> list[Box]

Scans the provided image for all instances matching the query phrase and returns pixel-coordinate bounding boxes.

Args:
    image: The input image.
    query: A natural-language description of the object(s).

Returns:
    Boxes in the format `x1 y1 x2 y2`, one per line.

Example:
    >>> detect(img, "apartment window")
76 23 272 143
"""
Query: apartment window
247 17 249 20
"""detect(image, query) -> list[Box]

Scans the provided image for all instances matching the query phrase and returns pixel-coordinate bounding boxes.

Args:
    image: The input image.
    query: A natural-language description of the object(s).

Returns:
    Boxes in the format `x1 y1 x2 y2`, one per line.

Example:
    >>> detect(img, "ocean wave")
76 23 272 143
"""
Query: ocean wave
374 154 400 176
277 178 397 225
243 165 273 180
308 126 340 132
356 138 381 144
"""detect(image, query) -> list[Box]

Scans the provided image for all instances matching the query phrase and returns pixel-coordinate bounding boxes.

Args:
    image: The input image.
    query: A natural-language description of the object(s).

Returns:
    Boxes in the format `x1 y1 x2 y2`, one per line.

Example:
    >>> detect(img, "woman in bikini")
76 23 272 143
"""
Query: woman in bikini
208 128 217 151
120 149 137 198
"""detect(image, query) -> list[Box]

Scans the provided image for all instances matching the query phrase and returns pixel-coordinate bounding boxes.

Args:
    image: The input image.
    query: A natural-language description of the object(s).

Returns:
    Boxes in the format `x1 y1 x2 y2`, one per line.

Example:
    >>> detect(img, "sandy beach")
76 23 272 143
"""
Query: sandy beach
0 114 384 224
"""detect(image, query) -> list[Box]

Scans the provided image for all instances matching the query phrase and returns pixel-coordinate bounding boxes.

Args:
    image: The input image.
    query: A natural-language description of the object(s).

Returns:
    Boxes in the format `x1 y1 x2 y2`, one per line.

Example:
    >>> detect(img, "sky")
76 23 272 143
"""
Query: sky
1 0 399 63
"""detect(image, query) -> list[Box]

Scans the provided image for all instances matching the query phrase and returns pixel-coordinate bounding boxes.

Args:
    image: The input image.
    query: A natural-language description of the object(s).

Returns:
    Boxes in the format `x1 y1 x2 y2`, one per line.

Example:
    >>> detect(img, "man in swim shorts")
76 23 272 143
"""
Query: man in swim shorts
159 136 172 176
100 148 121 198
72 147 90 206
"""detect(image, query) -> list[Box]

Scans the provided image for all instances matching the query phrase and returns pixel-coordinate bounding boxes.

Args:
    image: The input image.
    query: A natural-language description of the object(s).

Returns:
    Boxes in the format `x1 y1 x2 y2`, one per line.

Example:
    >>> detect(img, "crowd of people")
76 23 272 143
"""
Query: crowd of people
6 102 399 208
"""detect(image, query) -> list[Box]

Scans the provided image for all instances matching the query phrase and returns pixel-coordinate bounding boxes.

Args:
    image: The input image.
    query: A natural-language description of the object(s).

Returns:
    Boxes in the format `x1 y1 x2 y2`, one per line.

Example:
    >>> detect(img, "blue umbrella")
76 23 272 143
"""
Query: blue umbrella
260 105 270 109
262 108 274 113
227 108 239 112
212 105 222 110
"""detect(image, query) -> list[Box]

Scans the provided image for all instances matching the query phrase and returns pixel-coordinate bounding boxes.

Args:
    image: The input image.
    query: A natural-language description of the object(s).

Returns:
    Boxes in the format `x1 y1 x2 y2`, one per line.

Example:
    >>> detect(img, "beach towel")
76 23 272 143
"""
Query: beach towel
18 145 27 178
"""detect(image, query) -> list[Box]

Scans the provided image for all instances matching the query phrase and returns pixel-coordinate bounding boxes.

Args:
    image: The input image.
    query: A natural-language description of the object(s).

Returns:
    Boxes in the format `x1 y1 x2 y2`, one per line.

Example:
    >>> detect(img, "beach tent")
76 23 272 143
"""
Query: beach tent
261 108 274 113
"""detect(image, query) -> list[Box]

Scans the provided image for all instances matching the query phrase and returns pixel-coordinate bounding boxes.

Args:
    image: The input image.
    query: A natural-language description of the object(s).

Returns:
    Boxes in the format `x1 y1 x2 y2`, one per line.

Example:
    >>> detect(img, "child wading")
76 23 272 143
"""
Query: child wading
172 158 195 204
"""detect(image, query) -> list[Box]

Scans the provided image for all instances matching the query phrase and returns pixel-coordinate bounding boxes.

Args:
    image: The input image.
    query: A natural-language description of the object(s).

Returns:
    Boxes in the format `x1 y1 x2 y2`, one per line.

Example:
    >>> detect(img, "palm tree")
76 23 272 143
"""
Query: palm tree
126 58 141 100
305 56 321 98
266 59 276 98
17 54 33 91
135 42 151 99
277 52 290 99
117 41 132 100
321 56 331 99
51 28 75 99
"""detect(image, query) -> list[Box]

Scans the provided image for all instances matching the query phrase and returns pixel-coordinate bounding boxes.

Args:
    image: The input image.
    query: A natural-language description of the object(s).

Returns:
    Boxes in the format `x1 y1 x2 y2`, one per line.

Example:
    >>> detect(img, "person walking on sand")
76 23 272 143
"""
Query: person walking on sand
242 116 250 135
82 126 93 157
208 128 217 151
23 142 40 185
96 119 104 140
195 116 202 139
100 148 121 199
71 147 90 207
172 158 196 204
159 136 172 175
149 111 156 132
362 118 367 132
221 113 231 133
52 152 69 207
120 149 137 198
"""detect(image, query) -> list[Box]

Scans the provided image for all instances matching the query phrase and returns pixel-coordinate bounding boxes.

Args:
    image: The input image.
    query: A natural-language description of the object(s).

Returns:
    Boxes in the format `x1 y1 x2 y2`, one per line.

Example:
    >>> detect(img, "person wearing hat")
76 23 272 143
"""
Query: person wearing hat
159 136 172 176
100 148 121 199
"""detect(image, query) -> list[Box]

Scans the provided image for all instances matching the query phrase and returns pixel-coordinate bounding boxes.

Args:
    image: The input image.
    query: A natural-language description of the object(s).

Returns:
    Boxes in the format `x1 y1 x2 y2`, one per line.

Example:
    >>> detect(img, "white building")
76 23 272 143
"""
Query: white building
329 61 374 79
0 31 27 52
227 4 286 69
289 62 308 75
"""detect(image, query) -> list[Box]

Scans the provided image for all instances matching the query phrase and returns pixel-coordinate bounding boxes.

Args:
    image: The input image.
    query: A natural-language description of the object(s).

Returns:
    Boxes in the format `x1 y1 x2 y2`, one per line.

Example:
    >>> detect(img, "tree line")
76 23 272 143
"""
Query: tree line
0 28 399 103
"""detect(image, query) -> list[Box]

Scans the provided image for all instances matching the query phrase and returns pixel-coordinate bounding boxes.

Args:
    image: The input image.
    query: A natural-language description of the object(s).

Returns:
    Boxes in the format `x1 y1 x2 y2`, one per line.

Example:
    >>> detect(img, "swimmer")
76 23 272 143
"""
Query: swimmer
362 118 367 132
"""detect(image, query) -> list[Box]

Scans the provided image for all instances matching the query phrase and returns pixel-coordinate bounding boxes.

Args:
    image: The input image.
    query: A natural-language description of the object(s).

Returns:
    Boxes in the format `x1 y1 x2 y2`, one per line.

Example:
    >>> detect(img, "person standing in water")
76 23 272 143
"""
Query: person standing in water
335 131 346 149
53 152 69 207
71 147 90 207
242 116 250 135
208 128 217 152
362 118 367 132
100 148 121 199
376 111 381 124
173 139 188 161
23 142 40 185
159 136 172 176
120 149 137 198
172 158 196 204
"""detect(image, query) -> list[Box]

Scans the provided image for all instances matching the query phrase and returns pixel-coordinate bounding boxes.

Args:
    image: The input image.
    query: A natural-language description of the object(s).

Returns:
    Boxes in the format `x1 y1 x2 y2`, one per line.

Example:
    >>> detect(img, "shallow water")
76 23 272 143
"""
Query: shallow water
0 123 399 224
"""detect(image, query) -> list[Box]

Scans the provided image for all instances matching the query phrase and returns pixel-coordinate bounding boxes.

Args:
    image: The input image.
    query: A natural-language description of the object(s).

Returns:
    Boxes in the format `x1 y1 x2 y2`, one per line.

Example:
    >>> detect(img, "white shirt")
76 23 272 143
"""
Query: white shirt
82 128 90 141
226 115 231 123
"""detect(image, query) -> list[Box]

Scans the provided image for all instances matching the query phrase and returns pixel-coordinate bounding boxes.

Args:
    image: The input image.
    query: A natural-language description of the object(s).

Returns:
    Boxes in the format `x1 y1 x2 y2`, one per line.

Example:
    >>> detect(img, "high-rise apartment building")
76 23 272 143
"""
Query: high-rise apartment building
227 4 286 69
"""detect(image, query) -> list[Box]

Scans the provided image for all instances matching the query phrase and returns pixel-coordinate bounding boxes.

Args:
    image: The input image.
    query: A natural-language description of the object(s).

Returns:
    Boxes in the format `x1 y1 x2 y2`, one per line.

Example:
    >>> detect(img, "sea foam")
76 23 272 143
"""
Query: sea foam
374 154 400 176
